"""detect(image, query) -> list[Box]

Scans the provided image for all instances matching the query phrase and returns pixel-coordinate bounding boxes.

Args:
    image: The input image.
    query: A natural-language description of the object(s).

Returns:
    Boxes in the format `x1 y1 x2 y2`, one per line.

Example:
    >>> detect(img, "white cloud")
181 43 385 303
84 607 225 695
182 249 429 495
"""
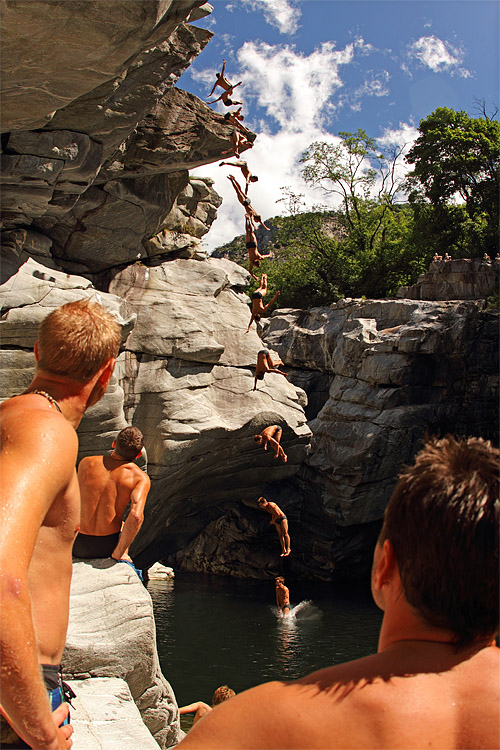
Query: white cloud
240 0 300 35
192 129 341 253
405 35 471 77
190 40 405 253
354 70 390 101
236 40 354 132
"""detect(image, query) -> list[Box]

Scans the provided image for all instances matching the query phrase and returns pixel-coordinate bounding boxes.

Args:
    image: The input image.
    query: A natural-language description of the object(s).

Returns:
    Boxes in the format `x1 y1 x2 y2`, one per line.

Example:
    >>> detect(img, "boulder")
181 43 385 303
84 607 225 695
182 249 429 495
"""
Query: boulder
63 560 182 749
398 257 499 300
64 677 163 750
109 256 311 566
0 0 207 132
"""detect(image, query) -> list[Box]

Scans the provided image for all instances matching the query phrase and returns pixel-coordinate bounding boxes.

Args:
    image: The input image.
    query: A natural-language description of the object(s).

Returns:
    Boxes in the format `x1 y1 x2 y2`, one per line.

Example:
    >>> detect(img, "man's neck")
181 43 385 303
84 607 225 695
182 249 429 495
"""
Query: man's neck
24 374 92 429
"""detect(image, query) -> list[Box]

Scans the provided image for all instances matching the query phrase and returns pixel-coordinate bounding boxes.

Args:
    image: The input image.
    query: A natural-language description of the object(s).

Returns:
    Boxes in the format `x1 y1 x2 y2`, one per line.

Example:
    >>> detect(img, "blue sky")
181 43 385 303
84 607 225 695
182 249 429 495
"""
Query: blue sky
181 0 499 252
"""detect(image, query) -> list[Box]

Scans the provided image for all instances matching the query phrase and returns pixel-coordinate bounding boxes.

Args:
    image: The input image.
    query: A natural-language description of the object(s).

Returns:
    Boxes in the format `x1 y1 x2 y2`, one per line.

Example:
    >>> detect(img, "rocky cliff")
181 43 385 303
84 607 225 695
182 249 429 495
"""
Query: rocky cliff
1 0 498 591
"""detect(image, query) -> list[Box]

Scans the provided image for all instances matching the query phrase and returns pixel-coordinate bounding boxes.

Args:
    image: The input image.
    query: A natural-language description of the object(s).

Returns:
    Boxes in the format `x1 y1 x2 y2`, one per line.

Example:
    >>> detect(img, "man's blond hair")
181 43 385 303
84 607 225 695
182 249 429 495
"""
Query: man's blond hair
37 298 121 382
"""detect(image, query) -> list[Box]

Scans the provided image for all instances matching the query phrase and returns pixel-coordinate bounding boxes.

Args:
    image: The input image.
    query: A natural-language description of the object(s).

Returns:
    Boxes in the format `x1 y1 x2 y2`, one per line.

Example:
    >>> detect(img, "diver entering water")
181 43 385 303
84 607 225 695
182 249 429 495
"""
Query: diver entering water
275 576 290 615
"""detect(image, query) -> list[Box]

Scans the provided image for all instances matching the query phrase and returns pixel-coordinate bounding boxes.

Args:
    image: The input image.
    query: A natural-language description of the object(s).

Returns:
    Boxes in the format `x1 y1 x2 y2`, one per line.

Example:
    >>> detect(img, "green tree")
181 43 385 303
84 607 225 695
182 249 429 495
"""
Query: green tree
301 130 407 255
406 107 500 255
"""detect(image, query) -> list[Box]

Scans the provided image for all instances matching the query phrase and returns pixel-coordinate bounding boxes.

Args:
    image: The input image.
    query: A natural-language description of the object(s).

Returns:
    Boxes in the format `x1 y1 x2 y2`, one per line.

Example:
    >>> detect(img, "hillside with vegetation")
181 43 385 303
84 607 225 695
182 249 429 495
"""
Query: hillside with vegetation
213 106 499 309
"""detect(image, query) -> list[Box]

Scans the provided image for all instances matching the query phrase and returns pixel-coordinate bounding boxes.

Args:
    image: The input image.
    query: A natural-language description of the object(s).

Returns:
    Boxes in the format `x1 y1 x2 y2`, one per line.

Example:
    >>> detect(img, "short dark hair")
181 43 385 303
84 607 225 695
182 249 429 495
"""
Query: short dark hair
212 685 235 706
382 435 499 648
254 314 261 322
256 371 265 380
116 426 144 461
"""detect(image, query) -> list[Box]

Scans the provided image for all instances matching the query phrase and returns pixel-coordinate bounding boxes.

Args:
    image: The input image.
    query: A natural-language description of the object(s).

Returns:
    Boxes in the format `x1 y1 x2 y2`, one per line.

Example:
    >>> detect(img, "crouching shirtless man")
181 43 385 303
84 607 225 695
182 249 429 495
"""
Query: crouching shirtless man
74 427 150 566
0 299 120 749
178 435 499 750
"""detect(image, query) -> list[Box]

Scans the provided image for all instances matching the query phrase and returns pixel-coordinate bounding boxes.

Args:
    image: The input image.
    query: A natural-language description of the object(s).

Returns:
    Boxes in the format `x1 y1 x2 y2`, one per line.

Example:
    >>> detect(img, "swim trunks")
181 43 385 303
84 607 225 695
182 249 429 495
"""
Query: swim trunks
224 98 233 106
276 514 287 525
246 241 257 249
72 531 120 559
252 291 264 300
0 665 74 748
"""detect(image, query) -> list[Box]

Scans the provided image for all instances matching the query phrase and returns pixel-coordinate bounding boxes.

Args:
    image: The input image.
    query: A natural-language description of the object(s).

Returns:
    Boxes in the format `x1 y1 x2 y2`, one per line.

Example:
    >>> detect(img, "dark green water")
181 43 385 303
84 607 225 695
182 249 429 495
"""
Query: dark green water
148 571 383 711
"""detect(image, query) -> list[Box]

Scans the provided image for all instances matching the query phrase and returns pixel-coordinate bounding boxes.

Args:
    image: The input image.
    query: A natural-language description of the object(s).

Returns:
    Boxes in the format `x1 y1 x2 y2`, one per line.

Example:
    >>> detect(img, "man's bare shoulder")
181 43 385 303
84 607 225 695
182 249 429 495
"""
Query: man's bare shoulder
0 397 77 456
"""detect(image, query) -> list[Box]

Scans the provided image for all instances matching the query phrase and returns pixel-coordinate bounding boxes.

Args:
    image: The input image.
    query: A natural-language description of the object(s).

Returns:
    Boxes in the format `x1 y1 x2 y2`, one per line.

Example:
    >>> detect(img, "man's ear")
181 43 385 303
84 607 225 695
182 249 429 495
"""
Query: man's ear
372 538 396 591
34 341 39 362
98 358 116 389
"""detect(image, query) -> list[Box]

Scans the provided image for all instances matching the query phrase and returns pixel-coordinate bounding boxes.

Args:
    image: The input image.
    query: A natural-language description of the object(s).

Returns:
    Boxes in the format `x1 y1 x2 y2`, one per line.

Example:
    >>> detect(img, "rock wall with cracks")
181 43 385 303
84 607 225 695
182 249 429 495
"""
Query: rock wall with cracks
1 0 498 592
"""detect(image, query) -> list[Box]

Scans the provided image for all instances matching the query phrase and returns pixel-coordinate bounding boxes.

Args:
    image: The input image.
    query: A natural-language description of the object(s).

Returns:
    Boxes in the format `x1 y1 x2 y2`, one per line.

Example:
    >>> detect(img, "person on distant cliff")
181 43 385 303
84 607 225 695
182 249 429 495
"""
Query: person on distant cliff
275 577 291 615
207 59 242 107
257 497 291 557
73 427 150 574
177 435 499 750
246 274 280 332
253 349 288 391
228 175 270 231
245 217 273 280
219 158 258 195
0 298 121 750
254 425 287 464
179 686 236 729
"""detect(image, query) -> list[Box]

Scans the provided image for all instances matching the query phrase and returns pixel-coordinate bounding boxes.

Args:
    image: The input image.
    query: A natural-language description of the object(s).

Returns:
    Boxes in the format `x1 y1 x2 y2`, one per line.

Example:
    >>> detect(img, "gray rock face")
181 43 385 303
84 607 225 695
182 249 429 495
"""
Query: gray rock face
108 257 311 566
65 677 163 750
1 0 206 132
63 561 181 749
398 258 499 300
1 1 247 279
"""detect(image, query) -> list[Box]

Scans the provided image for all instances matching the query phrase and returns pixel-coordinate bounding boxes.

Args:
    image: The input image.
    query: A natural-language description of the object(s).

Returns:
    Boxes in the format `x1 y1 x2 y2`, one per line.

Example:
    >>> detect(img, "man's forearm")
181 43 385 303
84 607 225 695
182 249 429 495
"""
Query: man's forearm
1 597 60 749
111 515 142 560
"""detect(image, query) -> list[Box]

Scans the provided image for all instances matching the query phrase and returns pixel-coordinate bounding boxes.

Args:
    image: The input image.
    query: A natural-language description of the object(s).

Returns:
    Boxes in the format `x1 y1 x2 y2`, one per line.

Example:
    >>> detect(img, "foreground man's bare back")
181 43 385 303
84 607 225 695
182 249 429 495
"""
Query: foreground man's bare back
179 642 499 749
0 396 80 666
78 456 145 535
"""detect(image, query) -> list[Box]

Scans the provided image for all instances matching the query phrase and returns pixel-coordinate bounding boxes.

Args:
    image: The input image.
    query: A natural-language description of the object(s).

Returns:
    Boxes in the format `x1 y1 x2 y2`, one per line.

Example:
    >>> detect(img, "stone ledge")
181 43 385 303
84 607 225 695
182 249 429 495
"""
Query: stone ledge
65 677 161 750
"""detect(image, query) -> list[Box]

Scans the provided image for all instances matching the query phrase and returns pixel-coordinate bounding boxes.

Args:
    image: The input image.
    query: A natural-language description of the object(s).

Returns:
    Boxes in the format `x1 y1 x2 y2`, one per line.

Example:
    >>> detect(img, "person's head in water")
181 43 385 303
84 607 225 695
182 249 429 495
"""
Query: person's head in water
36 298 121 382
115 426 144 461
212 686 236 706
379 434 499 649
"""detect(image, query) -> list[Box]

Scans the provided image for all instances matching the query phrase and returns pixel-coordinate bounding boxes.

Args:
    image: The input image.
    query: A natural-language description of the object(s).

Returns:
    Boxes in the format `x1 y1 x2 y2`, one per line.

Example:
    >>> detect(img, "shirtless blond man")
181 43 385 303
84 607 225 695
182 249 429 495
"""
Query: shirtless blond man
275 577 290 615
0 299 120 749
254 425 287 464
74 426 150 564
178 435 499 750
257 497 291 557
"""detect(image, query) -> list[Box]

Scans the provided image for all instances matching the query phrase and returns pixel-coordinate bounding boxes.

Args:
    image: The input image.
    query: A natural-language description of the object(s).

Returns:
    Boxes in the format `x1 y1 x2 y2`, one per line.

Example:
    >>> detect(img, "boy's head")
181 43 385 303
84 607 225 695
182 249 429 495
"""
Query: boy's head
380 435 499 648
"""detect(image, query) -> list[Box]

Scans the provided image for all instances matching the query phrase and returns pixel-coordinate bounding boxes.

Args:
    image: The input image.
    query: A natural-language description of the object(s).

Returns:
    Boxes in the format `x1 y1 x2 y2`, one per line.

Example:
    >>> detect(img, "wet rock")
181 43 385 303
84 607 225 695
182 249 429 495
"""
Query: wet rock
63 560 181 749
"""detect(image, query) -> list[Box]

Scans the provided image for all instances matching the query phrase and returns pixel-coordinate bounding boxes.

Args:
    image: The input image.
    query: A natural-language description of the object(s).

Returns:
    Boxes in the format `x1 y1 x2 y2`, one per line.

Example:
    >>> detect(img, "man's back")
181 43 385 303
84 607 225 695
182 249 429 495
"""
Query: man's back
0 394 80 665
179 642 499 749
78 455 146 535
